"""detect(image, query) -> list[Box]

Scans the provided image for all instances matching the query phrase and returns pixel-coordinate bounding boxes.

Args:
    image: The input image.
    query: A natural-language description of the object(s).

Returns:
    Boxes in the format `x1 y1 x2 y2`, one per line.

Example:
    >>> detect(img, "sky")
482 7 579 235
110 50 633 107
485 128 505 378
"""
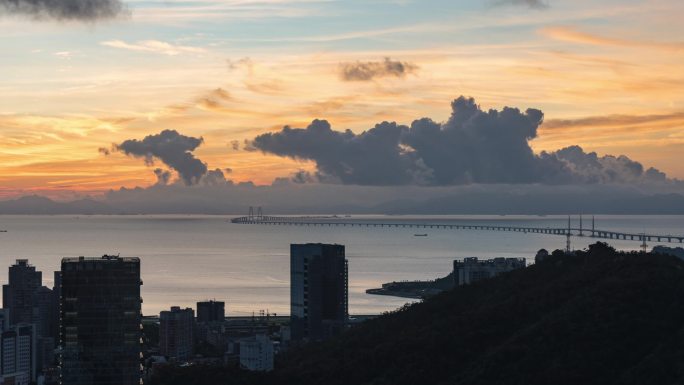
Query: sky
1 0 683 203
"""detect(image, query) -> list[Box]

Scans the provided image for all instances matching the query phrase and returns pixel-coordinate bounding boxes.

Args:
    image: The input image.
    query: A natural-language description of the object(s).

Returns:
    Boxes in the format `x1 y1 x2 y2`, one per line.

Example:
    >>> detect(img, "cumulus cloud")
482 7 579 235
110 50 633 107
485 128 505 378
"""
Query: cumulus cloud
115 130 208 186
552 146 668 184
339 57 418 81
252 119 415 185
0 0 128 21
402 97 550 184
251 96 674 187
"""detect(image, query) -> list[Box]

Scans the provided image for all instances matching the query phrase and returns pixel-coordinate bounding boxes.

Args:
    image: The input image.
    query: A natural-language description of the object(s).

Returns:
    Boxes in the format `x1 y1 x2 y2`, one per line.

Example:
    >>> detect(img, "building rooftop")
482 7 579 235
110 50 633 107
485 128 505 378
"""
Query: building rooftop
291 243 345 247
61 255 140 263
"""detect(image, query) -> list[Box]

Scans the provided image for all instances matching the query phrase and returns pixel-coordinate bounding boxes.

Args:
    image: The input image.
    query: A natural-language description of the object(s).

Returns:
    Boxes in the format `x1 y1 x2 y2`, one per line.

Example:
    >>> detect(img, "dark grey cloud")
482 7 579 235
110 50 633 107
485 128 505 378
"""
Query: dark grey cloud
97 147 110 156
339 57 418 82
402 97 550 184
251 96 674 187
242 139 258 152
291 170 316 184
202 168 228 186
494 0 548 9
252 119 415 185
116 130 208 186
153 168 172 186
0 0 128 21
551 146 668 184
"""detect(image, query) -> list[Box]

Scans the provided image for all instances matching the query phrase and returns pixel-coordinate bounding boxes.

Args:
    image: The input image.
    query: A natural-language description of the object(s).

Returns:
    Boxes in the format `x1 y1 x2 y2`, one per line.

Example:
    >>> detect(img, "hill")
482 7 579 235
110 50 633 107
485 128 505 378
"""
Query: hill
152 243 684 385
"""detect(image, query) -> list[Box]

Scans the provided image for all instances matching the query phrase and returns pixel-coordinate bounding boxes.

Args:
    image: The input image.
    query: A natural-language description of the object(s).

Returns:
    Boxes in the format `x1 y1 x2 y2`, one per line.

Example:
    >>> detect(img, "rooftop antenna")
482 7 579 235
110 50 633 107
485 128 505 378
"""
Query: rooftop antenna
566 215 572 253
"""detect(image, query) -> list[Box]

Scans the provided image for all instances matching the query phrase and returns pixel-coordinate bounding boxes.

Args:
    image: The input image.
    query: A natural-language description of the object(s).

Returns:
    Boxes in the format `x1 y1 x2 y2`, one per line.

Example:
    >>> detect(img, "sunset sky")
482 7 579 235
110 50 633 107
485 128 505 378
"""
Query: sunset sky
1 0 683 200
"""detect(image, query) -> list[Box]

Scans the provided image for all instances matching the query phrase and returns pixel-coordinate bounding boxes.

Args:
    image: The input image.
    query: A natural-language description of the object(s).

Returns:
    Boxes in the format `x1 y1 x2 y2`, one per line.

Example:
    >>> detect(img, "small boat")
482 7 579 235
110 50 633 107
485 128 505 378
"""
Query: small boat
414 233 428 237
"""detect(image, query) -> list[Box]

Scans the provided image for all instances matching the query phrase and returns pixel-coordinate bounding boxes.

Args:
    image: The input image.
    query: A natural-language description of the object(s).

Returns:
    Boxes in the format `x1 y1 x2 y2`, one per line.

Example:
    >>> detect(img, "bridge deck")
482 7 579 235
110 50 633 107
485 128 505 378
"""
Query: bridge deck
230 216 684 244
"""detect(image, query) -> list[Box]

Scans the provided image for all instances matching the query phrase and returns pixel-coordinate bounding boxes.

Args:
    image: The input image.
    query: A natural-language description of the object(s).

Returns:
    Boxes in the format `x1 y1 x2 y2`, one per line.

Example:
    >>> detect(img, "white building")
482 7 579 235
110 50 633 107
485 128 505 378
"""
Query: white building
453 257 526 286
239 335 274 372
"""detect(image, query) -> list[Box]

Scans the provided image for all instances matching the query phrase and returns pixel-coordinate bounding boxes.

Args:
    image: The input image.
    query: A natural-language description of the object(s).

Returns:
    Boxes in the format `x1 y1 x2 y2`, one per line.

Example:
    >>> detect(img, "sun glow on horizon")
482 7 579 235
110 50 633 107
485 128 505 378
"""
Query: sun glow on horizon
1 0 683 198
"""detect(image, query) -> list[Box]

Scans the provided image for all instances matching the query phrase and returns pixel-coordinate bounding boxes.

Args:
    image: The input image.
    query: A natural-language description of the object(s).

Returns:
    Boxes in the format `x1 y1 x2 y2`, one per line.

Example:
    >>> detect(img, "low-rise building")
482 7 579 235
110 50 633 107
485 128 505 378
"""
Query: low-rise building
238 335 273 372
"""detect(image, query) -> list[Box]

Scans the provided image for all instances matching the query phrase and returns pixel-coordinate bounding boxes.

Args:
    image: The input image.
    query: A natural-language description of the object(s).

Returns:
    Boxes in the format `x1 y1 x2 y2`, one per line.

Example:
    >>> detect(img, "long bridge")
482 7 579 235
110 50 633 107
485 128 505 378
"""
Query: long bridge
231 208 684 245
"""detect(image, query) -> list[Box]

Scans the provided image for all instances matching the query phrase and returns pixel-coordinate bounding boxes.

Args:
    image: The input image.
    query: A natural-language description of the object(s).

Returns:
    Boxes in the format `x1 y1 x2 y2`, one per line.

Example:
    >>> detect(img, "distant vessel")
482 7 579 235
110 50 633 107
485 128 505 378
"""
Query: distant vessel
414 234 428 237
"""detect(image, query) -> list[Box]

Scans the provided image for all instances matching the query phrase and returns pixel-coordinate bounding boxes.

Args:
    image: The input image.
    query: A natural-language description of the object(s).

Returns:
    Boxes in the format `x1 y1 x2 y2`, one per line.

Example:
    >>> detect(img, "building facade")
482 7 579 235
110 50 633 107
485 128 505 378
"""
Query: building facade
453 257 526 286
60 255 142 385
290 243 348 341
196 301 225 324
159 307 194 362
239 334 273 372
1 323 36 385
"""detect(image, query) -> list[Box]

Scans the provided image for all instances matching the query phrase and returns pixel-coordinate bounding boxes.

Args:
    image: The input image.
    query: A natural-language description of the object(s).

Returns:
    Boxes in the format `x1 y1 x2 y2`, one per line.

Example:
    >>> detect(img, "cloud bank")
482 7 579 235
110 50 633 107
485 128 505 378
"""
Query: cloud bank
250 96 674 186
0 0 128 21
339 57 418 81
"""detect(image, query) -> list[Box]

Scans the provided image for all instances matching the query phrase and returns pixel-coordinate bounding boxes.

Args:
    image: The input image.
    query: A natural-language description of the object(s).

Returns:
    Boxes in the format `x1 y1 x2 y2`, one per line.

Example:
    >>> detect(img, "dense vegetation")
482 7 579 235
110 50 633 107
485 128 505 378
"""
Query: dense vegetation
153 243 684 385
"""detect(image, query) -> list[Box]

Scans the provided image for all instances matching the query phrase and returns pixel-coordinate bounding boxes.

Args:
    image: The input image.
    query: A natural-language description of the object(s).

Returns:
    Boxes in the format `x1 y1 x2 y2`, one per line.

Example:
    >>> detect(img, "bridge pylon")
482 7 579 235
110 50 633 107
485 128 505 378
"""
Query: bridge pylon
640 233 648 253
566 215 572 253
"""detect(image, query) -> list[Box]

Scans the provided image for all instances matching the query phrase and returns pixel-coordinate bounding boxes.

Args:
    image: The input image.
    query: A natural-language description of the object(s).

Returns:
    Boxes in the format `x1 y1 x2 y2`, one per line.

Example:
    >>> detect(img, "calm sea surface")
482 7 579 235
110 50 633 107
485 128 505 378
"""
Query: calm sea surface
1 215 682 316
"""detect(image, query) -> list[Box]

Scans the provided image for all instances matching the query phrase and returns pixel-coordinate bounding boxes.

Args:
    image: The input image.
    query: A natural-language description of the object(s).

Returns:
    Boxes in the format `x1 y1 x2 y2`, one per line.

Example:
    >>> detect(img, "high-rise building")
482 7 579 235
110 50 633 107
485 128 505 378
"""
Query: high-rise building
60 255 142 385
453 257 526 286
3 260 42 326
239 334 273 372
196 300 225 323
159 306 194 362
290 243 348 341
32 286 57 370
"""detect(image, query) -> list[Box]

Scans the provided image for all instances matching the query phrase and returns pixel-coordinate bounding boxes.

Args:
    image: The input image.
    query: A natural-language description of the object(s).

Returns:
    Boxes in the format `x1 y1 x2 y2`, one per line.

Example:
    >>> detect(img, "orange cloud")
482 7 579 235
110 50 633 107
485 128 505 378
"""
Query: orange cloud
541 26 684 52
